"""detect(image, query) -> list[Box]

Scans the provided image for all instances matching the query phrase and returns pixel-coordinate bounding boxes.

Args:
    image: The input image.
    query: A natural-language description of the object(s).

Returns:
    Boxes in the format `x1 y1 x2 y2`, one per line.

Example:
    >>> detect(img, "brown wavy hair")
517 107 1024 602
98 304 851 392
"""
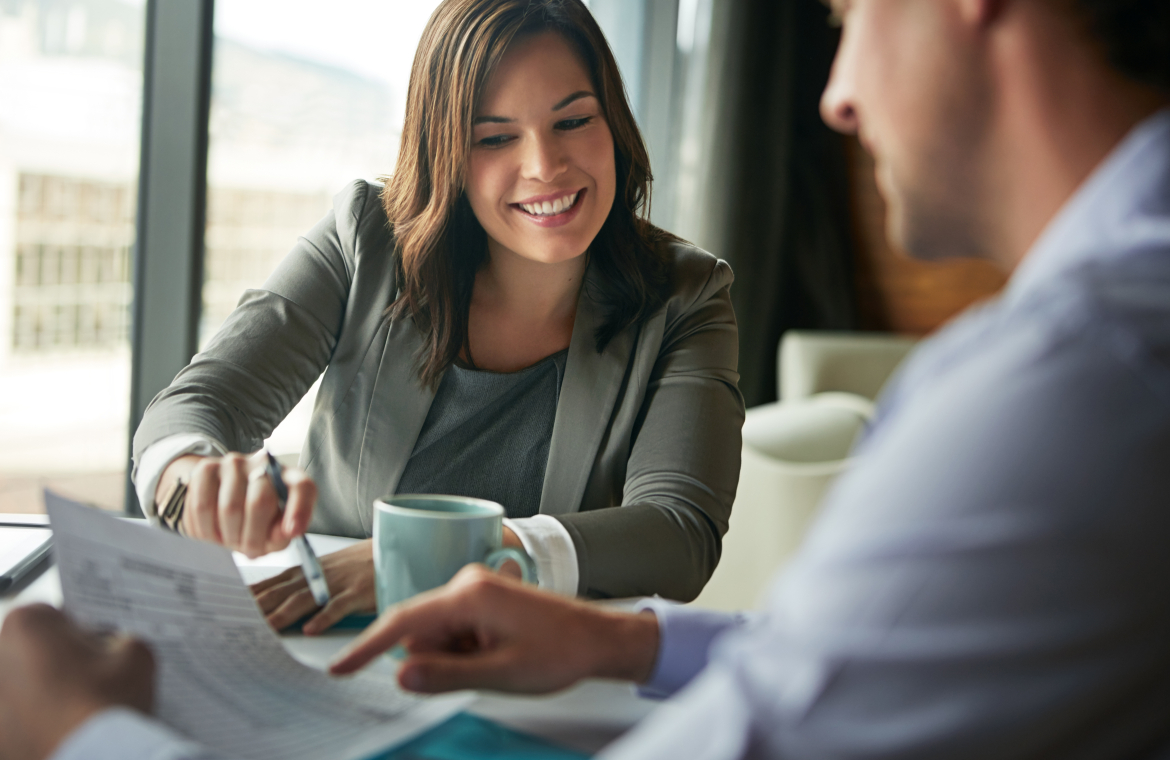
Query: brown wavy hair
383 0 672 387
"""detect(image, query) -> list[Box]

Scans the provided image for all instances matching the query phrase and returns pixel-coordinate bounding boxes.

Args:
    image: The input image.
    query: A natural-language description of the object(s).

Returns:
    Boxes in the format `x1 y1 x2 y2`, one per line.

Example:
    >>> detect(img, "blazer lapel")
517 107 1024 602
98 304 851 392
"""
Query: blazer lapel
355 315 436 535
539 268 635 516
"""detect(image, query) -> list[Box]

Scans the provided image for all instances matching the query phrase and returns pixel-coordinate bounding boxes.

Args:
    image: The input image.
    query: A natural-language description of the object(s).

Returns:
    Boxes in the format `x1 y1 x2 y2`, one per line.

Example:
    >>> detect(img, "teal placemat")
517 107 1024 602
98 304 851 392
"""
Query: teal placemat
281 612 377 633
372 712 591 760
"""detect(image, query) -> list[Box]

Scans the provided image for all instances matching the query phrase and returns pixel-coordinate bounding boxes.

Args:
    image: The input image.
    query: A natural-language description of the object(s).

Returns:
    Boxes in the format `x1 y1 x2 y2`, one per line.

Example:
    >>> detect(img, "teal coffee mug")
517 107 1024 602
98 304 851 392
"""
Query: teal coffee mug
372 495 537 612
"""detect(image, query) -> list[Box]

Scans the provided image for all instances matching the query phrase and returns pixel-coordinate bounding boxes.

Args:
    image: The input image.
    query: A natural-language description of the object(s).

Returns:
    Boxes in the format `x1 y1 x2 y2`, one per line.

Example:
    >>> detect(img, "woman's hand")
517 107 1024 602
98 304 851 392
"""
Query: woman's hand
250 540 376 635
156 452 316 559
251 528 530 634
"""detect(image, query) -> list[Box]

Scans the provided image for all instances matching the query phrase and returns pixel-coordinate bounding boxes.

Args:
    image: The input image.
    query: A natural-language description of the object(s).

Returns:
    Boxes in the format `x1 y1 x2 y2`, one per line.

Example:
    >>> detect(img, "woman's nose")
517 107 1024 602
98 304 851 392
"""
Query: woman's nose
520 134 568 183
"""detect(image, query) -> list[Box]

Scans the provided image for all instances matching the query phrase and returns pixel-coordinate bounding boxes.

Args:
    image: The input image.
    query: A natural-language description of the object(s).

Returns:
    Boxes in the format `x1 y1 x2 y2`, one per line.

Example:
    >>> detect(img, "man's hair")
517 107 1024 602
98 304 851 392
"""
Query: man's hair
1072 0 1170 91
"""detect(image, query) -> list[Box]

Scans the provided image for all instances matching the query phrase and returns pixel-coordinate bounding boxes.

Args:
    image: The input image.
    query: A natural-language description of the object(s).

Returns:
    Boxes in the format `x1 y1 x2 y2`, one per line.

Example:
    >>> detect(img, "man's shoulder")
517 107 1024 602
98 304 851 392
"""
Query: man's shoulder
893 240 1170 423
1042 242 1170 403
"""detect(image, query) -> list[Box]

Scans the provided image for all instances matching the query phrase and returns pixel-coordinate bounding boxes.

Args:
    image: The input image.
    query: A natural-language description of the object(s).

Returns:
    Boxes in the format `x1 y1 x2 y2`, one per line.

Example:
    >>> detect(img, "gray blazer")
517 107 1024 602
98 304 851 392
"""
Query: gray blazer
134 180 744 600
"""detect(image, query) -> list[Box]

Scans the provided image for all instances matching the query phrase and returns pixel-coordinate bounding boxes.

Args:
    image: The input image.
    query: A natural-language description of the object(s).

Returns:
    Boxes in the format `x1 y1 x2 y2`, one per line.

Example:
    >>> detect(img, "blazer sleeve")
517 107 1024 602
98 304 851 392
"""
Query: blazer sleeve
559 255 744 601
131 180 373 474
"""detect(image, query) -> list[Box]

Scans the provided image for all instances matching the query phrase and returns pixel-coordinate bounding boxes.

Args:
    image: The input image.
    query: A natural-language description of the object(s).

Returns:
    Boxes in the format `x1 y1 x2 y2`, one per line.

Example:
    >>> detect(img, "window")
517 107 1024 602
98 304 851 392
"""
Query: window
0 0 144 513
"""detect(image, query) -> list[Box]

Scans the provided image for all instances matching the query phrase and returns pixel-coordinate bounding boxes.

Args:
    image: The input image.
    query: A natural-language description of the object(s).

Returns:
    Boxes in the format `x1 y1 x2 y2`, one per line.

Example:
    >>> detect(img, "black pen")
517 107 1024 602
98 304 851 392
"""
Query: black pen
264 450 330 607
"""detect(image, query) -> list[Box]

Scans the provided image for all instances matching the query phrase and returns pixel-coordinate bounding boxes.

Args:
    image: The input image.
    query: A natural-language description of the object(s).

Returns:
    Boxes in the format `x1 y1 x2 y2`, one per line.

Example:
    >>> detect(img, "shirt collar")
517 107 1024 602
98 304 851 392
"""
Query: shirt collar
1005 107 1170 304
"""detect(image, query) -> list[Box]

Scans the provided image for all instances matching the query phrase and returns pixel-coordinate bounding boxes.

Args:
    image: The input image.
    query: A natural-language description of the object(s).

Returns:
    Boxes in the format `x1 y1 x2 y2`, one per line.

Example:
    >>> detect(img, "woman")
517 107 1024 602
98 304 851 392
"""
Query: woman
132 0 743 633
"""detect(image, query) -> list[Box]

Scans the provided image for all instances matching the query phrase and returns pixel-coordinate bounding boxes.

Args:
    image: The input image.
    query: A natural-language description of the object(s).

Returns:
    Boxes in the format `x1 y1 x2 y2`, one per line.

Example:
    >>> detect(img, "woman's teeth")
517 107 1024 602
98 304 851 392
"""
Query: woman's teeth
520 191 579 217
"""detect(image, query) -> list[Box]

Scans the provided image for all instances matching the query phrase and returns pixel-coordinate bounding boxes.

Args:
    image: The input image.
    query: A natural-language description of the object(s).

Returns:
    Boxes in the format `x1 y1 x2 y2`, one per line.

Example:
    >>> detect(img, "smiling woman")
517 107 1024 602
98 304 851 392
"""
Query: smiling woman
132 0 744 634
387 1 669 384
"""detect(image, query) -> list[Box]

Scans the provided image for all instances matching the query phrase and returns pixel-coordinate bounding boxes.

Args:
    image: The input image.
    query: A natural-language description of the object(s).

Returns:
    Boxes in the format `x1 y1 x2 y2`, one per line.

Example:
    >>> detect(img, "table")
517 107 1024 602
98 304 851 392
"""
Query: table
0 533 659 757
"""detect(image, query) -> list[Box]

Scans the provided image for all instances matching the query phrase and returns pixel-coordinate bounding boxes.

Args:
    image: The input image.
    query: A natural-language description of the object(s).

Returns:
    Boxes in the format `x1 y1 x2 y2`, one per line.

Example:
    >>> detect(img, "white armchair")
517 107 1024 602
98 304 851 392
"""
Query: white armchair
691 331 917 611
779 330 918 402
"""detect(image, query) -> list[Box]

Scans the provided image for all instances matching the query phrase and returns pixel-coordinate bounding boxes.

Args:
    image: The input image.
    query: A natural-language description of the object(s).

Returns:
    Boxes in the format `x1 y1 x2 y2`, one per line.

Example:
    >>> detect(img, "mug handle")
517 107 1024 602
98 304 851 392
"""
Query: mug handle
483 547 537 584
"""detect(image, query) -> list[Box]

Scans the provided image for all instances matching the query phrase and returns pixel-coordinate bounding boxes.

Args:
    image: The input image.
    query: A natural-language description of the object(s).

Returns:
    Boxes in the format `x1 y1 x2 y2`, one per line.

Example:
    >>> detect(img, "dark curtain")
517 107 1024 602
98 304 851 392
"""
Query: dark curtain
717 0 857 407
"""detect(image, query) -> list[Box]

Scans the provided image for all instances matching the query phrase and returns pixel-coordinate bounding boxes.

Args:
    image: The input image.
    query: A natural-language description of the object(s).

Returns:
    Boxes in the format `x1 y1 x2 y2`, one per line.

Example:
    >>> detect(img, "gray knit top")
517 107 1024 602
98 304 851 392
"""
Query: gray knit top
395 349 569 518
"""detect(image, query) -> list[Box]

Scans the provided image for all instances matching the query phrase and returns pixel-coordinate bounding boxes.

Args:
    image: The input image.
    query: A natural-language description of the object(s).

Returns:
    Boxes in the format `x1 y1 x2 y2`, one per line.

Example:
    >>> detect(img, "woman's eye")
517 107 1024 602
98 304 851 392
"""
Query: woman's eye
556 116 593 131
477 134 515 148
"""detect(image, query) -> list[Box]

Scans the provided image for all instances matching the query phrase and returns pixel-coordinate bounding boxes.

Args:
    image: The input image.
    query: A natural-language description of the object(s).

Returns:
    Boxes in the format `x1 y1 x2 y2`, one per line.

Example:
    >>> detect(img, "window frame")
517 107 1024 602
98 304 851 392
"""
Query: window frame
127 0 215 514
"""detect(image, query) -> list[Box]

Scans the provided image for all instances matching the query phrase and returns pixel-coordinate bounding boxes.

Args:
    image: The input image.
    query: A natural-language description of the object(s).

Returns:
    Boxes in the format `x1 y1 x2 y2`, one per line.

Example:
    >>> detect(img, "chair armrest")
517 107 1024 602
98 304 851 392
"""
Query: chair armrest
779 330 918 402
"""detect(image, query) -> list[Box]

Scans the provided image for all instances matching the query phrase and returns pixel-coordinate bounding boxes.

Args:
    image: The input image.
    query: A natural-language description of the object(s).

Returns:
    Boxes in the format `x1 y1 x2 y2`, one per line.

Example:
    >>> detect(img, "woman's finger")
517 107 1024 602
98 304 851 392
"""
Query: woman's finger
265 586 319 632
279 469 317 541
241 468 279 559
251 572 306 615
301 593 363 636
249 565 303 597
185 460 221 542
235 467 273 555
218 454 249 549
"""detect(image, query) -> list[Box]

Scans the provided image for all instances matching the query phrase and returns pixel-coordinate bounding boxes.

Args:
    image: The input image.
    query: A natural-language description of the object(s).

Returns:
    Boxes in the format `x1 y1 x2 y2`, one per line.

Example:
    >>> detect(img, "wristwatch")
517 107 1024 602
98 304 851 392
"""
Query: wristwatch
155 476 188 534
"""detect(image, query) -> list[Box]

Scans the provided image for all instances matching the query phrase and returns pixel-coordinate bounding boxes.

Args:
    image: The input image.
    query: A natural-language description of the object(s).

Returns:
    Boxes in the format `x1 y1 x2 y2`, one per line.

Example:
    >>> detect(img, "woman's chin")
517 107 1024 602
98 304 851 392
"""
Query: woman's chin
512 245 591 266
486 229 594 267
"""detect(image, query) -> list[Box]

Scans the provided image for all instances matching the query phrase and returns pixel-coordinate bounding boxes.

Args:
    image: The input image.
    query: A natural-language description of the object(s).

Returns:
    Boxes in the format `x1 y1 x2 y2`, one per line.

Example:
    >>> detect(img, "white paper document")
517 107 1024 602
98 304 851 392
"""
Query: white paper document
45 493 470 760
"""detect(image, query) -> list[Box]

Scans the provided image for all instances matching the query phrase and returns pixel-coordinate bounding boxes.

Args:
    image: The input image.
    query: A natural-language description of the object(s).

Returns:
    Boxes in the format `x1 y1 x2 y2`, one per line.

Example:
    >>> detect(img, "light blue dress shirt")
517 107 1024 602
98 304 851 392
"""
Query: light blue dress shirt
49 109 1170 760
613 108 1170 759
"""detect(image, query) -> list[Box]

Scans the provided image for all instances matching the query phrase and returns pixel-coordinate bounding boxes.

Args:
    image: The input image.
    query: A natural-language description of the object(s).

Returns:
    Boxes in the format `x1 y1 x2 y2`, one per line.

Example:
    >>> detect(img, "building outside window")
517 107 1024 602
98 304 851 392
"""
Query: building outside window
0 0 144 513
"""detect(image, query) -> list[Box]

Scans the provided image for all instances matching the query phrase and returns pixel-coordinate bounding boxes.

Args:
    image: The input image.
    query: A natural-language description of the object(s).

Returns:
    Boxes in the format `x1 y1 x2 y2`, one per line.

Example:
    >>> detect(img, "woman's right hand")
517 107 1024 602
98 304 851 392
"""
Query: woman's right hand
156 452 317 559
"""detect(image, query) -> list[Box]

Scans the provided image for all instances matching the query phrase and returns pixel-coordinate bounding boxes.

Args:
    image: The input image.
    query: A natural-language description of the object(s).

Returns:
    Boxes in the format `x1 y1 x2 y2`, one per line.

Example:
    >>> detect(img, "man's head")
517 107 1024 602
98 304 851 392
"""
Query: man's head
821 0 1169 268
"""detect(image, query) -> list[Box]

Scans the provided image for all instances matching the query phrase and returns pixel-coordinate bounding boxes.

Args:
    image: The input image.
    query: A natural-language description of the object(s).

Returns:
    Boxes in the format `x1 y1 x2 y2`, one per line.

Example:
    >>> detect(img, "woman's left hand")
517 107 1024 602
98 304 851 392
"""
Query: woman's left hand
251 540 376 635
251 528 527 634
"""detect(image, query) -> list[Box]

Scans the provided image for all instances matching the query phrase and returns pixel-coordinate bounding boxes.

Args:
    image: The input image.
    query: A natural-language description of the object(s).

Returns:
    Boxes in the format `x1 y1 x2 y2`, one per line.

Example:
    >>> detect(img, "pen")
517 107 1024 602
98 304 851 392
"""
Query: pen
263 449 331 607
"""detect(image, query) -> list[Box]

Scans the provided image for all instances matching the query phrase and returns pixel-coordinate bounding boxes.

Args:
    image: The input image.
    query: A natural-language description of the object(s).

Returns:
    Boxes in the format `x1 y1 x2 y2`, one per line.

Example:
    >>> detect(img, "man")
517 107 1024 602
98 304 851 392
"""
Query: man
3 0 1170 757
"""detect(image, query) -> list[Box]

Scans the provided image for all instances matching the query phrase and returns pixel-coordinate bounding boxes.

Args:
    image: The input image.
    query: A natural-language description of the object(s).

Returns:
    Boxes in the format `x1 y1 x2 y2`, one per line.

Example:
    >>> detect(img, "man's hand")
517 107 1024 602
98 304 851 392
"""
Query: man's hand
159 452 317 559
0 605 155 760
252 540 377 634
328 565 660 694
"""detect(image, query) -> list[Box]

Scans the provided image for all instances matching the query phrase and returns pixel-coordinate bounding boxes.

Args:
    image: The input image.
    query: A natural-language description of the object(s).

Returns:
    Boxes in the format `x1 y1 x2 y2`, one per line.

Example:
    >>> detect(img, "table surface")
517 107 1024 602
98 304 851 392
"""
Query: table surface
0 531 659 756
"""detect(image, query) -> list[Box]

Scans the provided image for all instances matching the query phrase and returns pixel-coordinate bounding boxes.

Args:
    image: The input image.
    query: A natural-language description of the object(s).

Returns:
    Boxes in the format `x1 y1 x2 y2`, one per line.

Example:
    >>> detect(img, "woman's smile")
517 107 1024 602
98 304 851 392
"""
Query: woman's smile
511 188 587 228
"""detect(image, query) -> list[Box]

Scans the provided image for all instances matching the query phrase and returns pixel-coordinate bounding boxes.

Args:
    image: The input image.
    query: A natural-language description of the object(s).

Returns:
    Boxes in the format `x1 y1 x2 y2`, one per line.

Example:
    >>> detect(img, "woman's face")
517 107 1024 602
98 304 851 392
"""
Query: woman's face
466 31 617 267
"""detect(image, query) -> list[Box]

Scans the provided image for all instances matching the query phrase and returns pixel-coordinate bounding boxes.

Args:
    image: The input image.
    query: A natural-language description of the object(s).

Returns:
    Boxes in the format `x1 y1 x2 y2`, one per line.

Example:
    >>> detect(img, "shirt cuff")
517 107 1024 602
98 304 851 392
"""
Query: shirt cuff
633 599 747 699
502 515 579 597
134 434 227 521
51 707 215 760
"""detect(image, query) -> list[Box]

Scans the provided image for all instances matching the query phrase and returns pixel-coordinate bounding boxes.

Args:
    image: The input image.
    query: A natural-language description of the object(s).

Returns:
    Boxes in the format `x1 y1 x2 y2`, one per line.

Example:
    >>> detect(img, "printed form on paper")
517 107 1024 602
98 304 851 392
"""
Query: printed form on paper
44 492 469 760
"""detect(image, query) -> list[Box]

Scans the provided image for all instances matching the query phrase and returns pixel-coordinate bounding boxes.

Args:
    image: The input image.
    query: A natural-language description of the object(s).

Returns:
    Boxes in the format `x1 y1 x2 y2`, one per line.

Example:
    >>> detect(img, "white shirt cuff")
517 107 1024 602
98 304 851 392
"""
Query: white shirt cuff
502 515 579 596
134 434 227 521
51 707 218 760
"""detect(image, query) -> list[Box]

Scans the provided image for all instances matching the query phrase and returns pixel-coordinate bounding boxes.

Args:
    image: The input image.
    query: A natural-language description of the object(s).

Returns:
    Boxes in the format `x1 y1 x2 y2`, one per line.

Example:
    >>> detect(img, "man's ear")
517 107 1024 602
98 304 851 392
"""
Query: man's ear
958 0 1010 27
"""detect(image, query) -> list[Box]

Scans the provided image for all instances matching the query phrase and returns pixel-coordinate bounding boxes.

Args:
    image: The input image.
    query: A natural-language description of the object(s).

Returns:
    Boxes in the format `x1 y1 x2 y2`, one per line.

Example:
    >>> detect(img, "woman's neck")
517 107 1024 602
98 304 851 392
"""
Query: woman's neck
464 240 587 372
475 240 587 324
